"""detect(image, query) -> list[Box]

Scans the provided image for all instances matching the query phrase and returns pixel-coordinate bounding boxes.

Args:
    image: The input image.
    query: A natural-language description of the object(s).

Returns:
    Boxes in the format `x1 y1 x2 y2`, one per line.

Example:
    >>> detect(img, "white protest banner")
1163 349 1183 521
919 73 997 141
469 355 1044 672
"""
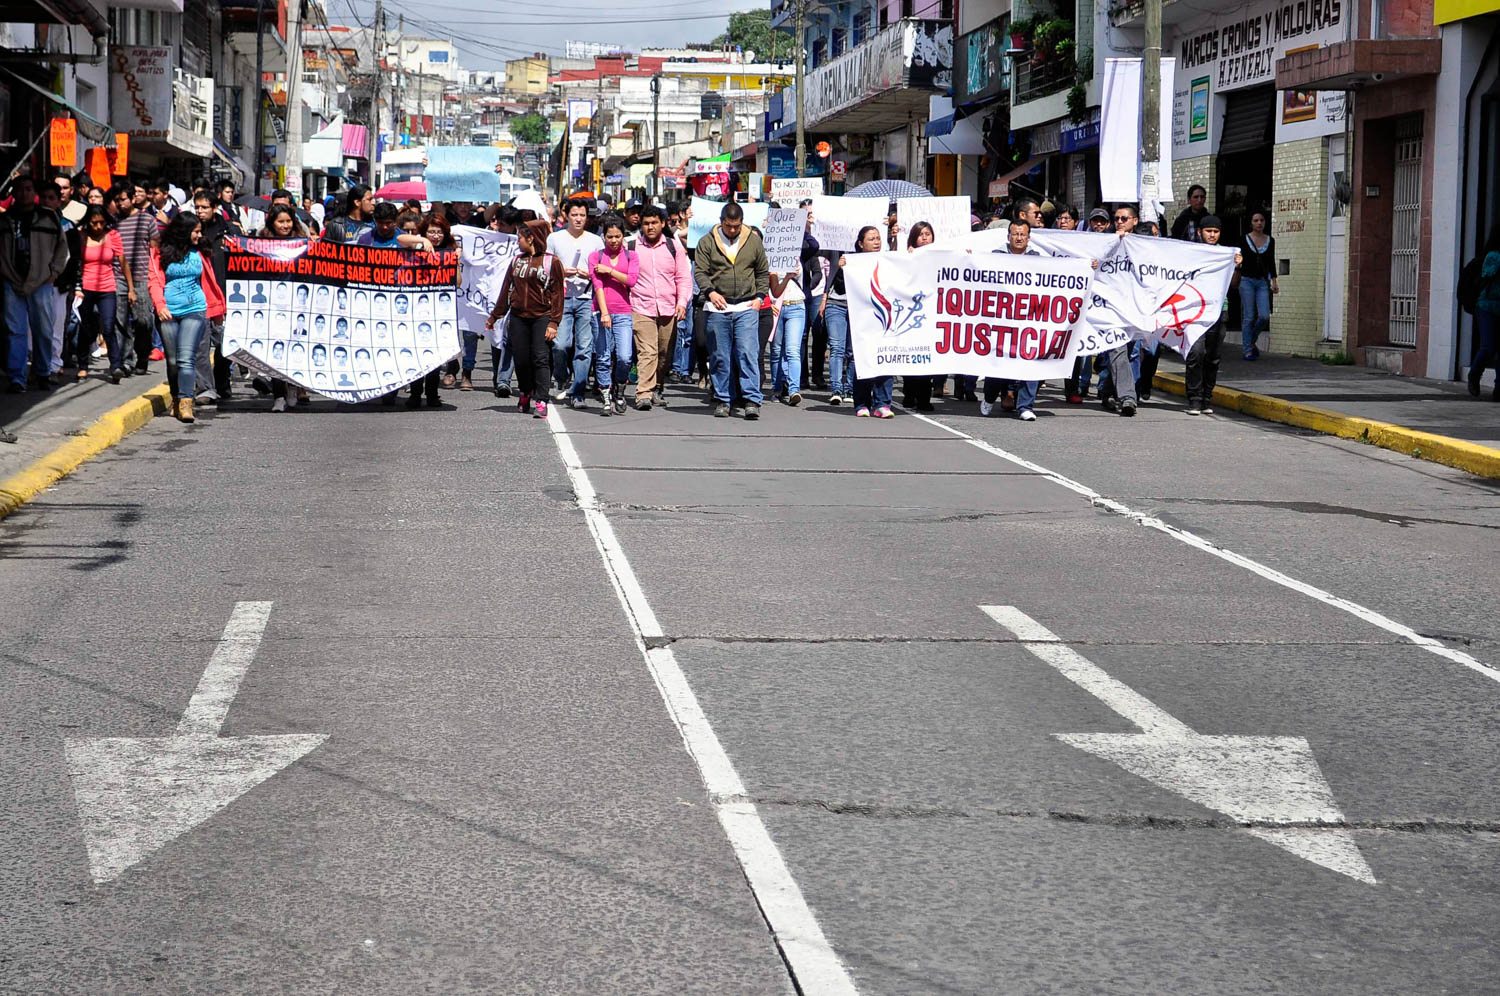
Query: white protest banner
770 177 823 203
810 195 888 251
897 196 971 243
425 146 501 203
843 249 1095 380
762 208 808 273
1025 228 1122 260
686 196 771 248
1086 235 1237 356
453 225 519 341
221 237 461 403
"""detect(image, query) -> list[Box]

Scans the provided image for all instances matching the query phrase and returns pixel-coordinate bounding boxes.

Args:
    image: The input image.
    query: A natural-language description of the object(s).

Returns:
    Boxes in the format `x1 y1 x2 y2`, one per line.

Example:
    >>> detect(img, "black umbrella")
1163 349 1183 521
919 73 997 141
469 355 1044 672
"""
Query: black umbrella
234 193 270 210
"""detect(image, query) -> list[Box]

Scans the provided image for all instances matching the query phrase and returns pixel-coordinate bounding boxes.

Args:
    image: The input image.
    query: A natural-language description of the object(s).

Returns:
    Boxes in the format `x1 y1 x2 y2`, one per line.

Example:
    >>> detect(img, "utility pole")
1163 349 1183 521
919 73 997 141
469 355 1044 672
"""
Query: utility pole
1140 0 1162 224
793 0 806 179
283 0 305 199
367 0 382 184
390 14 403 179
253 0 266 194
650 73 661 199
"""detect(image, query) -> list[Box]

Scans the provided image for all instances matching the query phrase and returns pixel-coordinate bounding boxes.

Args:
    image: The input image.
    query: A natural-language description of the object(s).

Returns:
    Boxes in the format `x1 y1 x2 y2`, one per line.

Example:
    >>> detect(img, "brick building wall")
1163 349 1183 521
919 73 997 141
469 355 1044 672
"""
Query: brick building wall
1270 137 1331 357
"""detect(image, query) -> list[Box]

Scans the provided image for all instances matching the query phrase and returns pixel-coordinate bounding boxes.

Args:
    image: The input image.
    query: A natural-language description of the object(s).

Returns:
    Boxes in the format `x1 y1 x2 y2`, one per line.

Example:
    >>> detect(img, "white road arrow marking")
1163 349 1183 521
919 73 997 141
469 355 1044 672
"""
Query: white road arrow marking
982 605 1376 885
64 601 327 884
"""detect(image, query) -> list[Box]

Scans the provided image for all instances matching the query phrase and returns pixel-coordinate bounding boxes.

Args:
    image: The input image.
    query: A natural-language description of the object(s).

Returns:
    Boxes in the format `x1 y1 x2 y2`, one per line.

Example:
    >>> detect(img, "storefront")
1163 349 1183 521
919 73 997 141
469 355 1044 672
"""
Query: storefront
110 44 216 183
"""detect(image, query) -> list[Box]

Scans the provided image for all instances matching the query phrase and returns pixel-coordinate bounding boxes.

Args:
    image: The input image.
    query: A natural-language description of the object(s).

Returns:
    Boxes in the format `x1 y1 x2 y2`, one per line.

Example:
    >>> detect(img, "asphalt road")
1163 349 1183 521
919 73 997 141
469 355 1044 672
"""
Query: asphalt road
2 373 1497 995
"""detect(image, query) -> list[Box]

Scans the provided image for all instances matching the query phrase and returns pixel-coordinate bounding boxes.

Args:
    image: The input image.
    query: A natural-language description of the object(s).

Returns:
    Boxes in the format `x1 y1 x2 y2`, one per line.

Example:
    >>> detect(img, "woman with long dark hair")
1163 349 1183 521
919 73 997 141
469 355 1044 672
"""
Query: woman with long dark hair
262 203 307 238
149 213 225 422
404 211 458 407
76 205 132 383
1238 210 1277 359
821 226 873 406
846 225 894 418
485 219 564 419
903 222 937 411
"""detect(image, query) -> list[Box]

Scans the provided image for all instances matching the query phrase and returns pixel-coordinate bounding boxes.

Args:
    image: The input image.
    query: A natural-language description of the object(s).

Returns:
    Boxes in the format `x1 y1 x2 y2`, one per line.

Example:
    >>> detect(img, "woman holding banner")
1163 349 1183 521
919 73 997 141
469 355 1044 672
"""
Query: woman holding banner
901 222 937 412
846 225 895 419
149 214 225 423
486 220 564 419
407 213 459 408
821 230 866 408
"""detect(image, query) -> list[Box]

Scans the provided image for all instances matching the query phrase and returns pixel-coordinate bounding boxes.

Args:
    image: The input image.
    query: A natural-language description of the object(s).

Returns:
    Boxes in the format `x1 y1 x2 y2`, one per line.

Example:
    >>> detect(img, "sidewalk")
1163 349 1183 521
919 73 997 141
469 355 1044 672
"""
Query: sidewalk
0 369 172 517
1154 350 1500 478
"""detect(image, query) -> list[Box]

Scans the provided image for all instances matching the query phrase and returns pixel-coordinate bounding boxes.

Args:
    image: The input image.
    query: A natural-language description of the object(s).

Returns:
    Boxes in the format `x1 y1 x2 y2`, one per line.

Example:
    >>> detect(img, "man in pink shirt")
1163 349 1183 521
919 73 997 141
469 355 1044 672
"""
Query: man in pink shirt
627 205 691 410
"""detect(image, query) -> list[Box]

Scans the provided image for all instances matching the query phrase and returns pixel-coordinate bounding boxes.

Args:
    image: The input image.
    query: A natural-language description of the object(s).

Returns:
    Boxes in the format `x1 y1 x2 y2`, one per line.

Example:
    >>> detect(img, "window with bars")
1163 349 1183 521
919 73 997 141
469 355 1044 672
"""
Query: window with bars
1387 115 1422 347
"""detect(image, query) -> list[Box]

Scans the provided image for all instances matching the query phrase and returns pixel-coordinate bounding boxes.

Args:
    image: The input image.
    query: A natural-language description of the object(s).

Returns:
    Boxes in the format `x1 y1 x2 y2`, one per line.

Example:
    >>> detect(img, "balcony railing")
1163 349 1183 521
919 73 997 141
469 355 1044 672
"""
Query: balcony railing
1014 57 1072 104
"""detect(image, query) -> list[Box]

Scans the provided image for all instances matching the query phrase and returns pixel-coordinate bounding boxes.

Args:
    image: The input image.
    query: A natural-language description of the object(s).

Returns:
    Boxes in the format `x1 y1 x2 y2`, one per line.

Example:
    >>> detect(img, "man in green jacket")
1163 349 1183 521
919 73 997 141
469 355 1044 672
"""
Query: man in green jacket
694 201 769 419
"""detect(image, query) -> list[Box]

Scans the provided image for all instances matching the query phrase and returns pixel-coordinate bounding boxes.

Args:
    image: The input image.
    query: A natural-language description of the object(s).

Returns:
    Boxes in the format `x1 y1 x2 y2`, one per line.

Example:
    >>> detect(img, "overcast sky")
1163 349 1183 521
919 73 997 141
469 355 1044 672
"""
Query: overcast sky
338 0 770 69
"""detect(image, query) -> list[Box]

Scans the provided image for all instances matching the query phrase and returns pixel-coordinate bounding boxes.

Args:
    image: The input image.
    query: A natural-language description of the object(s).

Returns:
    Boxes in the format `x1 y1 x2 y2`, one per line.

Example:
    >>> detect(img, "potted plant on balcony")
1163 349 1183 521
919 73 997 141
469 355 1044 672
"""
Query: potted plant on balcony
1031 19 1073 64
1008 16 1035 53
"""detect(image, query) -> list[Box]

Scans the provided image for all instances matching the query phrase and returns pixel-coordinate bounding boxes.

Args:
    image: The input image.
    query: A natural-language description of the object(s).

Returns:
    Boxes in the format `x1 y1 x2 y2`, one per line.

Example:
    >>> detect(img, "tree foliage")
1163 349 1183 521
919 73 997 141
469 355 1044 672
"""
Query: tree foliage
714 10 778 63
509 112 550 146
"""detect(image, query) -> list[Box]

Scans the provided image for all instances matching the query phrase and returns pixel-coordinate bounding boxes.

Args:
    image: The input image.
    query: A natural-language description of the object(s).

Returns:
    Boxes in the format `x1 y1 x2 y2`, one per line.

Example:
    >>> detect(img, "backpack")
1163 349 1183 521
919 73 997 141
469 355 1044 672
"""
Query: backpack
627 234 676 258
1458 257 1483 315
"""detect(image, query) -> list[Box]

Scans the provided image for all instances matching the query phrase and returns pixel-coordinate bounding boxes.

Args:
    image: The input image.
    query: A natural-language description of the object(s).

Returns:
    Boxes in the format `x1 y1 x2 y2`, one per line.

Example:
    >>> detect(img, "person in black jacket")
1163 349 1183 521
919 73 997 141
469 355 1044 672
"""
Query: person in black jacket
191 190 242 403
1170 185 1208 242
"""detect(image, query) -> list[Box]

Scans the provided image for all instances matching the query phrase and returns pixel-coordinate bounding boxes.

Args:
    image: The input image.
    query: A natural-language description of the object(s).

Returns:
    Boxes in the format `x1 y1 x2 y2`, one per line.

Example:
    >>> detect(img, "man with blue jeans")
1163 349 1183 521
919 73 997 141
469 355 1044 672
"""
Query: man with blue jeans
546 200 603 406
695 202 769 420
979 219 1043 421
1 177 70 392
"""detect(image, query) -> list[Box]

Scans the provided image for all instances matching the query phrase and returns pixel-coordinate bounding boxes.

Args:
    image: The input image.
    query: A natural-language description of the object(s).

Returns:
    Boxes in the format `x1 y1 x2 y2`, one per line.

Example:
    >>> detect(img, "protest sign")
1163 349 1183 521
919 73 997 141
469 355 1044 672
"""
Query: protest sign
686 197 770 249
425 146 501 203
762 209 808 273
844 249 1095 380
810 195 888 251
49 118 76 168
221 237 461 404
770 177 823 203
453 224 519 340
896 196 970 243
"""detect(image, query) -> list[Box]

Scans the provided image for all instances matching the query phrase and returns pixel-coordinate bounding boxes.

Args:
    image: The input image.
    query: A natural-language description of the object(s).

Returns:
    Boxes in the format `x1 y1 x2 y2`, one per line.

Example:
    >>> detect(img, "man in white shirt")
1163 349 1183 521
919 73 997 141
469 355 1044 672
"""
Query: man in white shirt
545 198 605 404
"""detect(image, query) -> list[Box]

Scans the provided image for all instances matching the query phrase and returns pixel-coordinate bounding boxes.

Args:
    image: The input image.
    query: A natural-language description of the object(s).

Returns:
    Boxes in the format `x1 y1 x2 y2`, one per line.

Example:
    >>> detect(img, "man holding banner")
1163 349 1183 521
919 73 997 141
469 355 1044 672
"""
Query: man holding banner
695 202 769 420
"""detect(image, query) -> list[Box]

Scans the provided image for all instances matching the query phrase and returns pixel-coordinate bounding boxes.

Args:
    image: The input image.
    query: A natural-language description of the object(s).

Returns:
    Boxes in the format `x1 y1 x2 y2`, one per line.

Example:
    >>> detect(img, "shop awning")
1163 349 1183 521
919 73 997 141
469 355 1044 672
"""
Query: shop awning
341 124 368 158
212 139 245 184
1 67 116 143
925 113 957 138
988 154 1046 198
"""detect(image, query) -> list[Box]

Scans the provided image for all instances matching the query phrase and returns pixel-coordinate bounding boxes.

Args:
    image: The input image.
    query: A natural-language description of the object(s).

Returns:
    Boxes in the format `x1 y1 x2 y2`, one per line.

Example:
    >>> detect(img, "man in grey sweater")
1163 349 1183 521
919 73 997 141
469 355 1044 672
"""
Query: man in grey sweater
694 201 769 419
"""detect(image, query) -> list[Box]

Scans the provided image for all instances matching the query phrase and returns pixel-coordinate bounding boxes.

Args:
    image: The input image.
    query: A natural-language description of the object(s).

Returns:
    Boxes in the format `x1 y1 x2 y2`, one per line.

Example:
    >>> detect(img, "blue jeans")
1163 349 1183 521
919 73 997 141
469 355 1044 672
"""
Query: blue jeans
158 311 207 401
707 309 763 405
769 301 807 396
1240 277 1271 354
823 299 853 397
596 313 634 390
672 303 693 376
848 349 894 409
554 295 596 397
4 284 58 385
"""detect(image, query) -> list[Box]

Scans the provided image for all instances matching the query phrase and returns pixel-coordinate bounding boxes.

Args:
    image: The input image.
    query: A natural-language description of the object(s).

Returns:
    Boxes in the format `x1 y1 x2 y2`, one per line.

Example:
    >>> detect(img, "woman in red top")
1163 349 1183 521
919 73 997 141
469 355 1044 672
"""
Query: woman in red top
78 205 134 382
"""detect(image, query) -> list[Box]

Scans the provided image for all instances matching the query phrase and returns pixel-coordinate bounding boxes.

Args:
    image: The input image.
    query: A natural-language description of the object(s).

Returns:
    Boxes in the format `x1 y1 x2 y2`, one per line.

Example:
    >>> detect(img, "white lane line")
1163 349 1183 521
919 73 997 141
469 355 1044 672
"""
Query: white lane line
901 408 1500 686
981 607 1194 738
176 600 275 736
546 411 859 996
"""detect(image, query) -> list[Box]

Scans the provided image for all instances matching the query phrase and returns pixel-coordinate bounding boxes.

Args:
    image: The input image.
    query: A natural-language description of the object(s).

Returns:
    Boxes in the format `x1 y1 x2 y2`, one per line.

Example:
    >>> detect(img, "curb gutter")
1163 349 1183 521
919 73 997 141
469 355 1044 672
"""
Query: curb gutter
1153 372 1500 481
0 383 173 521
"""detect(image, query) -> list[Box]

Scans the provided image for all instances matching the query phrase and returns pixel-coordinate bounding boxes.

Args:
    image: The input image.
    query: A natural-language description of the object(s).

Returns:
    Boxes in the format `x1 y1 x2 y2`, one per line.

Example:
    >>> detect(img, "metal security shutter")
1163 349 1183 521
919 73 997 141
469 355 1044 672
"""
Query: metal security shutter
1218 87 1276 155
1388 115 1423 347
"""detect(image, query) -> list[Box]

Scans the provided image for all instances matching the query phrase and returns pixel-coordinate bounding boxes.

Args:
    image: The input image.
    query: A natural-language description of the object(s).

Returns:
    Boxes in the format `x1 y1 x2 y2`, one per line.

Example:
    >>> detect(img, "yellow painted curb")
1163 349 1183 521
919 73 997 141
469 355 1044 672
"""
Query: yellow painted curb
0 382 174 521
1154 371 1500 480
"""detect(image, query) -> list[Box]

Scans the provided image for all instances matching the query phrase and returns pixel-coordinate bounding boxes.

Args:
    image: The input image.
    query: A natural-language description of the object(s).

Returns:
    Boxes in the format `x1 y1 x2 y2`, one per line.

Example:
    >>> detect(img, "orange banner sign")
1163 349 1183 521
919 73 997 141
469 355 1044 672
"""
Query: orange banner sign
87 147 113 191
111 133 130 175
49 118 77 168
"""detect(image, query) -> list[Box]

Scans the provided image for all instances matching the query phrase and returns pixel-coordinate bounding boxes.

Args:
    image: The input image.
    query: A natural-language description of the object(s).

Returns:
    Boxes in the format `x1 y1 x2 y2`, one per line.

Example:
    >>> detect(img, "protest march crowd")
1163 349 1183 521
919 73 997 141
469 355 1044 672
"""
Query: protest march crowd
0 165 1370 431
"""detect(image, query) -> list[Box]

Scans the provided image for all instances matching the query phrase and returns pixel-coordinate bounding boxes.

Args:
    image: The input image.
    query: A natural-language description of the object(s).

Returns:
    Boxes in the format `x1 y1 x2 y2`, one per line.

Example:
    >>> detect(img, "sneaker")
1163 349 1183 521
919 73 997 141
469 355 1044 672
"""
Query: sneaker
730 404 745 418
713 403 731 417
1000 392 1016 412
614 395 628 415
744 403 760 420
1018 409 1036 422
1120 399 1137 417
855 406 871 417
1201 405 1214 414
495 385 511 398
636 398 652 411
1139 389 1153 402
108 368 122 384
874 406 894 419
979 400 995 417
1066 393 1083 404
271 396 287 412
533 400 548 418
148 348 164 361
405 392 423 409
517 392 529 413
552 387 567 401
600 396 613 416
460 374 474 391
1186 405 1202 416
829 394 842 406
1243 351 1257 361
652 388 666 407
425 395 442 408
788 392 802 407
568 396 585 410
1101 396 1119 413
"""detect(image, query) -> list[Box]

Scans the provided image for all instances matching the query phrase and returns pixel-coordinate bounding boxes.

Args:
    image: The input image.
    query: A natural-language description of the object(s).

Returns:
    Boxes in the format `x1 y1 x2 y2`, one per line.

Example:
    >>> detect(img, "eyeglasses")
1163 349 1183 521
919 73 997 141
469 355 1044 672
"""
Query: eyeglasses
1114 215 1133 223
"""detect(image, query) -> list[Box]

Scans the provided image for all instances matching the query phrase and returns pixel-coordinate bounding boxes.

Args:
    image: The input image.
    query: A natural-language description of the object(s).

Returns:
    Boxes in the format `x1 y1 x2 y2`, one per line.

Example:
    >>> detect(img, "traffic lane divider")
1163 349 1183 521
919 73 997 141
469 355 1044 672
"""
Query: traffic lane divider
0 382 174 521
1153 372 1500 481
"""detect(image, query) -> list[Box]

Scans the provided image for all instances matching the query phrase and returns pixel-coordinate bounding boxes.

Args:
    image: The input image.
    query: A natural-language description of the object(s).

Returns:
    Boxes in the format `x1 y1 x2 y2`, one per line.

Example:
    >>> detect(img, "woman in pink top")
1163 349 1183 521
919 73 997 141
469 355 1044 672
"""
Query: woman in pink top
78 205 133 382
589 217 639 416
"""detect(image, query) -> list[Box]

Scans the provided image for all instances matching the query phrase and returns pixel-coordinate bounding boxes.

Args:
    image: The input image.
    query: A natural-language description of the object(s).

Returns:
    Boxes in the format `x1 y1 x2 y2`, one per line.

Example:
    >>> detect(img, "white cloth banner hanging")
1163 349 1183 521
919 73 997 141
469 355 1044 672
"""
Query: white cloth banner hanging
843 249 1096 379
453 225 519 341
1100 58 1176 205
